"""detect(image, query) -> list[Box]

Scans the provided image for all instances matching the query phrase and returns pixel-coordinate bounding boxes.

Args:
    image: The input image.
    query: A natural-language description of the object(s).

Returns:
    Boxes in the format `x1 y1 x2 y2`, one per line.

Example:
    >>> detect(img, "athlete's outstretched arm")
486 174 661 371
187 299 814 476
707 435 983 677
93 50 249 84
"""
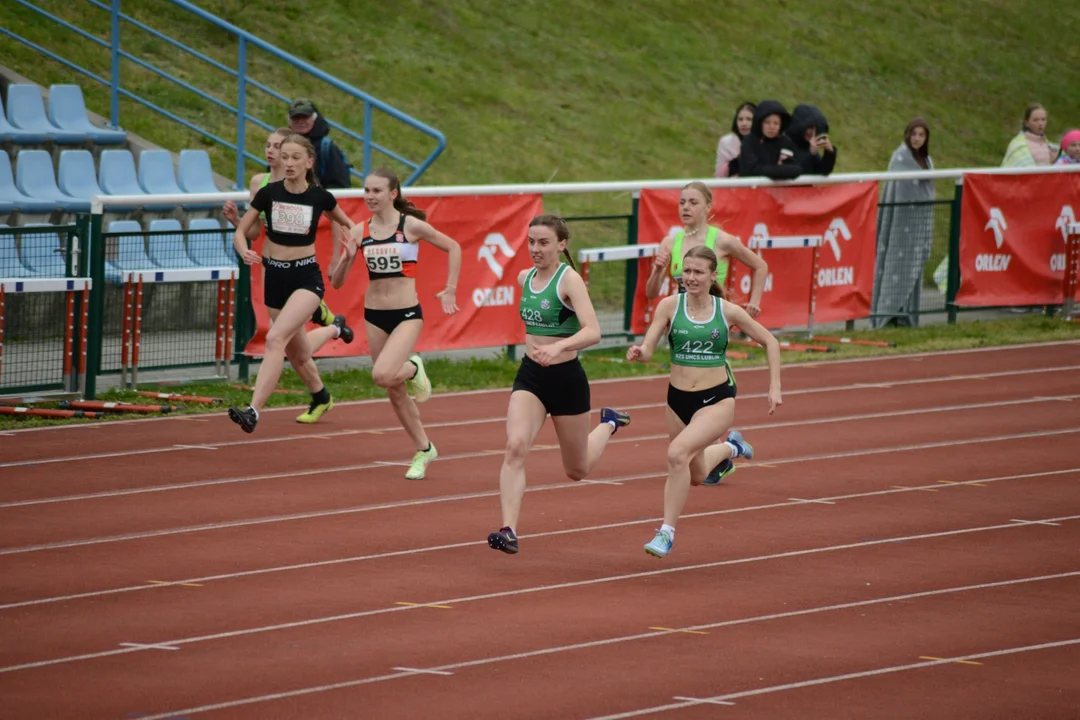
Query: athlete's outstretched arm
723 301 782 414
627 295 676 363
410 217 462 314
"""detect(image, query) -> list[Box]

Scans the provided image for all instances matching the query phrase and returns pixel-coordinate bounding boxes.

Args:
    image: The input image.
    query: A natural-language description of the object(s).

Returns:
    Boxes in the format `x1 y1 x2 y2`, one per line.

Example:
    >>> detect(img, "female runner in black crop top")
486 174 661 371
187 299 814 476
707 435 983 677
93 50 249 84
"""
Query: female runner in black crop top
226 134 360 434
330 167 461 480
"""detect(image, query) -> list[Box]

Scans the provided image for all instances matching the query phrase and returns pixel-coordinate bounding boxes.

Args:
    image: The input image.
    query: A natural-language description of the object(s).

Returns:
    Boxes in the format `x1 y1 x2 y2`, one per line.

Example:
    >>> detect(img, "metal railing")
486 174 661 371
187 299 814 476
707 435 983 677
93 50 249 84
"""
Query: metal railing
1 0 446 187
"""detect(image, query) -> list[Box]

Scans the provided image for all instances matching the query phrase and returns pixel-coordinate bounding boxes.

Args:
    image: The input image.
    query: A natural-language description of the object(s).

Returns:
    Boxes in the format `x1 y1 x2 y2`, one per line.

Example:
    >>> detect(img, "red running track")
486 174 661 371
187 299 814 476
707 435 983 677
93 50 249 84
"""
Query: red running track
0 341 1078 719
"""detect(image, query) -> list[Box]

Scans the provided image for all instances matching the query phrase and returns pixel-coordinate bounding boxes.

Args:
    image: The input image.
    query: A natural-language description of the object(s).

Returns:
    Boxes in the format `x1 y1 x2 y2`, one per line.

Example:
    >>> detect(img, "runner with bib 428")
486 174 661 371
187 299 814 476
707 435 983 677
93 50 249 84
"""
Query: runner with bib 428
627 245 782 559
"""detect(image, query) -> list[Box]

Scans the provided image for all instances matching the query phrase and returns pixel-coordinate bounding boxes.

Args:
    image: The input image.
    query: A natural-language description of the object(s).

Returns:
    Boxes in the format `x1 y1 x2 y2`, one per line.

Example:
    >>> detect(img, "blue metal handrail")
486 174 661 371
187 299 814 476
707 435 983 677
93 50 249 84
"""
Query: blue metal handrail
2 0 446 187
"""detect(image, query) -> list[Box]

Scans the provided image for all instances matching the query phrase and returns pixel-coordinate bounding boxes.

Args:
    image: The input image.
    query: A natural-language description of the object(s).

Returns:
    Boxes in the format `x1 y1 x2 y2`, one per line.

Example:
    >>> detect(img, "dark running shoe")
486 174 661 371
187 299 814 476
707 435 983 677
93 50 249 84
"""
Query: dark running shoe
332 314 354 344
311 300 334 327
600 407 631 433
488 526 519 554
228 406 258 434
702 458 736 486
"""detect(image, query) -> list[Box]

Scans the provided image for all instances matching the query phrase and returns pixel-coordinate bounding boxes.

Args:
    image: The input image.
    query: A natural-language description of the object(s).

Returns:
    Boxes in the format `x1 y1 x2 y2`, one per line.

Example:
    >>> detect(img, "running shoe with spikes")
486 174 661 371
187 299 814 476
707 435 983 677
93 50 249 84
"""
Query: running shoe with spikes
600 407 631 433
406 354 432 403
488 526 519 554
311 300 334 327
331 314 354 344
726 429 754 461
228 406 258 434
644 528 673 558
296 394 334 424
405 443 438 480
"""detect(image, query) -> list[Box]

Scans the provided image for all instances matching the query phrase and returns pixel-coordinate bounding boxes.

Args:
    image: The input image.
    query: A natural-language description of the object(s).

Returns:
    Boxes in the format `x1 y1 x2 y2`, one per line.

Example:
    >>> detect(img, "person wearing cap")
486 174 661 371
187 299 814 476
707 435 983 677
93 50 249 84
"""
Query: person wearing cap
1054 129 1080 165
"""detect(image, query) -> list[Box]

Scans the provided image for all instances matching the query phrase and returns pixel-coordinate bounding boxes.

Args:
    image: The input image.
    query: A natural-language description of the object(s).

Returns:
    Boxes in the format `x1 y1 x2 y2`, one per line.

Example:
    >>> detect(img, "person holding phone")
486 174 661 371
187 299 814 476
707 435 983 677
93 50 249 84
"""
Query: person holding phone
787 104 837 176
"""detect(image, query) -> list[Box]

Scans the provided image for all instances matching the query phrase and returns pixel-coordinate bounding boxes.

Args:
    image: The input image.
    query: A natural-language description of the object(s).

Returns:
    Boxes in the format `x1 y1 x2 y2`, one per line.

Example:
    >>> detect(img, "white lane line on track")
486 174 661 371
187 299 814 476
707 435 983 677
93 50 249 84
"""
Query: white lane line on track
4 392 1078 506
4 362 1079 469
2 427 1078 557
1 514 1076 677
90 573 1080 720
5 466 1075 612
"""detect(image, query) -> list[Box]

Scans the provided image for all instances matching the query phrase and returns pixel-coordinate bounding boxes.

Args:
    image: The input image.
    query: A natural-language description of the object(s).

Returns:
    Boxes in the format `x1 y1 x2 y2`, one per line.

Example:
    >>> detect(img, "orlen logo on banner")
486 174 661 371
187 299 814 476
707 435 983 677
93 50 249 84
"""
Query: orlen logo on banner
474 233 517 308
1051 205 1076 273
747 218 854 290
977 208 1011 272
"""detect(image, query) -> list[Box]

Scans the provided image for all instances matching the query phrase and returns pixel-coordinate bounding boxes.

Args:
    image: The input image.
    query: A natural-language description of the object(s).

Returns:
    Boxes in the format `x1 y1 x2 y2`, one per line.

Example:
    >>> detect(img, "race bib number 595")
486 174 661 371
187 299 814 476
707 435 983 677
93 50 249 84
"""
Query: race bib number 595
364 244 403 273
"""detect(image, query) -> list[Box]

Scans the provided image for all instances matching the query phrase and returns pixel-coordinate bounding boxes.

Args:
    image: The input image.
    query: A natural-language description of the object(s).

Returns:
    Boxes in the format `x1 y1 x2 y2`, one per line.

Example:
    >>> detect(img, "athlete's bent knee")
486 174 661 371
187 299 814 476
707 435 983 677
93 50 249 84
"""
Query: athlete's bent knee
564 465 588 482
504 435 531 467
667 444 691 471
371 366 399 388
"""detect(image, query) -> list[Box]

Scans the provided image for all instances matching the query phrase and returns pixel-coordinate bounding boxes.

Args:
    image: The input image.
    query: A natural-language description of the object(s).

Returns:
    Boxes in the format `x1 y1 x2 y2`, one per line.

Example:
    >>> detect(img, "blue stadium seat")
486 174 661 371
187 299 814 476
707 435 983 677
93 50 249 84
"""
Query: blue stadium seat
47 85 127 145
0 224 33 278
57 150 105 207
99 150 171 211
148 218 198 268
19 223 67 276
0 152 56 214
6 84 85 144
176 150 220 194
187 218 236 267
106 219 158 283
138 150 184 196
0 96 43 145
15 150 90 212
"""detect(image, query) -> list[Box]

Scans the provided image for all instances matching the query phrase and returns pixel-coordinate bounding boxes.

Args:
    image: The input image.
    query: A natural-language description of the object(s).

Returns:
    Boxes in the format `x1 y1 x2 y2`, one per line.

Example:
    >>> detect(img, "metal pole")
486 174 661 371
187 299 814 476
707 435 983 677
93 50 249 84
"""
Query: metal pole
110 0 121 128
945 179 964 325
84 213 106 399
236 36 248 189
363 101 373 179
623 193 640 335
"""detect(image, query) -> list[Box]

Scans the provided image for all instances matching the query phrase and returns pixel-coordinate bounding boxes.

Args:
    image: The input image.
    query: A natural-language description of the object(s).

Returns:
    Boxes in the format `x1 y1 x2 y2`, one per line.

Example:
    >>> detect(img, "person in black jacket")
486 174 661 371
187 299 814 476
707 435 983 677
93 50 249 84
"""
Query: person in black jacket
787 104 837 176
738 100 802 180
287 99 351 189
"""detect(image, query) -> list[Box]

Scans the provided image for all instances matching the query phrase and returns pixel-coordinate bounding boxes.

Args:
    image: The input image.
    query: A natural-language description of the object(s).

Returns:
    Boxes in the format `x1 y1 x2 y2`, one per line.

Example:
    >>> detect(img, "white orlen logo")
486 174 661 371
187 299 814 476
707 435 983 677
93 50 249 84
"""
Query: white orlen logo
1050 205 1076 273
744 217 854 291
976 208 1011 272
473 232 517 308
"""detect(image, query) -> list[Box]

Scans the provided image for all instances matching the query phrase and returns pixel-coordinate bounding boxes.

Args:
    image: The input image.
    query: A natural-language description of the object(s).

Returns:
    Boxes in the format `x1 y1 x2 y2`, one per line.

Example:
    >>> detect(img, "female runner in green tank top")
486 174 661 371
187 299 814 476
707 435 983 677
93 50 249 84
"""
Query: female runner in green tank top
221 127 353 424
644 180 771 485
487 216 632 555
628 245 782 559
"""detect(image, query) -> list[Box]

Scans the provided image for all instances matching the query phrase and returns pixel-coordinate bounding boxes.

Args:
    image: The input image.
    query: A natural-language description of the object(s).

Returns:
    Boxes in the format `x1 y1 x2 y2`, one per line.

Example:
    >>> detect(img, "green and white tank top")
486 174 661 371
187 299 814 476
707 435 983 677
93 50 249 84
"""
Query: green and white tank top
668 293 730 368
670 226 729 290
520 263 581 338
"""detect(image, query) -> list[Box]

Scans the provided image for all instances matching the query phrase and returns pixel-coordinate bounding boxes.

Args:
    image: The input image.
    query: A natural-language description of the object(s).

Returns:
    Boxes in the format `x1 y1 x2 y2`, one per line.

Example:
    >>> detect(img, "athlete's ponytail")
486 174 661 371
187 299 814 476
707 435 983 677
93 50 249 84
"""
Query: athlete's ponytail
370 167 427 221
529 214 576 270
683 244 727 299
281 134 322 188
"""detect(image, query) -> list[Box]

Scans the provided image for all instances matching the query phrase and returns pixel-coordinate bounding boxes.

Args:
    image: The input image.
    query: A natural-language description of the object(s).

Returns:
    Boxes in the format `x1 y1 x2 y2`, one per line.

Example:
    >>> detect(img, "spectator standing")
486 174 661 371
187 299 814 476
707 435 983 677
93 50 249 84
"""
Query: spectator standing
1054 129 1080 165
738 100 802 180
714 102 755 178
1002 103 1058 167
871 118 935 328
787 104 837 176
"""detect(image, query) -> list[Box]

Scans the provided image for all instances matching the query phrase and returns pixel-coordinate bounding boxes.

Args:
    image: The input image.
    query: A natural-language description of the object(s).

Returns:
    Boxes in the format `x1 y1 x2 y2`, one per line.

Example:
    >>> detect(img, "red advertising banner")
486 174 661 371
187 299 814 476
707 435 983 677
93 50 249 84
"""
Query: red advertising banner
631 182 879 332
956 172 1080 307
245 193 542 357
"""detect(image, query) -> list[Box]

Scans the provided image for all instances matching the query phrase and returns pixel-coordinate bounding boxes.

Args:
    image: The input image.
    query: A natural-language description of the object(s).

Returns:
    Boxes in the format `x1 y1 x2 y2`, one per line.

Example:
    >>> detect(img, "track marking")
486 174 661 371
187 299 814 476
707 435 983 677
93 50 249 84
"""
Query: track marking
110 573 1080 720
4 394 1079 507
672 696 735 706
918 655 983 666
649 627 709 635
4 426 1079 556
788 497 836 505
5 380 1079 470
584 639 1080 720
118 642 179 651
939 479 985 488
3 466 1077 610
1010 518 1062 527
147 580 202 588
4 341 1077 436
2 518 1078 676
172 445 216 451
394 602 453 610
391 667 453 676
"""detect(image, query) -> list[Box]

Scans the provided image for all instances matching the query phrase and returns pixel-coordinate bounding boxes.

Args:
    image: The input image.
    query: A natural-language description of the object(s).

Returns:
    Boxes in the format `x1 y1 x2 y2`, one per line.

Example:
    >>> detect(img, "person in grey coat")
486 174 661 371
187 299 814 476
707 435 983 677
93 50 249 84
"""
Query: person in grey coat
871 117 935 328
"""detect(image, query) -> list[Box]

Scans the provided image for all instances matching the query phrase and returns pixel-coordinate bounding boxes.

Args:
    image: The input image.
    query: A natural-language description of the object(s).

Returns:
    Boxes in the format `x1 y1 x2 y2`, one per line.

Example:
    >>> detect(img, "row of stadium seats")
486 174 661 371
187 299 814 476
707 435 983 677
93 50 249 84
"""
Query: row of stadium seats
1 148 221 215
1 83 127 146
0 218 236 280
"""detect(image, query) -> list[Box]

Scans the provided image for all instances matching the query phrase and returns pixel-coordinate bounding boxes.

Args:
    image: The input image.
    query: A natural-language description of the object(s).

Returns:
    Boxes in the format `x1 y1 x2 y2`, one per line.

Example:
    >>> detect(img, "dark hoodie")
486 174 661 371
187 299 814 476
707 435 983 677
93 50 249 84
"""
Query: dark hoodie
738 100 802 180
300 103 352 189
787 104 837 176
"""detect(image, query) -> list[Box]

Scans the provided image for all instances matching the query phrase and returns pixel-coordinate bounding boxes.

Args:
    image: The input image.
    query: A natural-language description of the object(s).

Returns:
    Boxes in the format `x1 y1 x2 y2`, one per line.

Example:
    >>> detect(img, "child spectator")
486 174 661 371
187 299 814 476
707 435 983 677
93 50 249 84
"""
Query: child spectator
1055 129 1080 165
715 102 755 178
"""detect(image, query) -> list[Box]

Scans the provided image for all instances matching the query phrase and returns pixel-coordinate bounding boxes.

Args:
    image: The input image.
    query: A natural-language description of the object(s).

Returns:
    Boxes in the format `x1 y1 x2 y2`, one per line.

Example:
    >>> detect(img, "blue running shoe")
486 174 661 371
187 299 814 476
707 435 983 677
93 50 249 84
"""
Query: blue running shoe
702 458 736 486
727 429 754 461
488 526 519 554
600 407 631 433
644 528 673 558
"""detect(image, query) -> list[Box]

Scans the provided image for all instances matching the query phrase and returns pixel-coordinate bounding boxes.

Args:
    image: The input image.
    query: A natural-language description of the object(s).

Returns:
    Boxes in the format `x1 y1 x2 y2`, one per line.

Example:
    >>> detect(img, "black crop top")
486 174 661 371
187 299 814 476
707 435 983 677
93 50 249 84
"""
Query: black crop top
250 181 338 247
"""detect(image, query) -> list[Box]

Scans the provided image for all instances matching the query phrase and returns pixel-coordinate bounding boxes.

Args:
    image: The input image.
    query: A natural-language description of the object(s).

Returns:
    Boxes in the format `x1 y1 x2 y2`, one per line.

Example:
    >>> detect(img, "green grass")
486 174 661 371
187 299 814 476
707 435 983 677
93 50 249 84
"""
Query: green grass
3 315 1077 430
3 0 1078 217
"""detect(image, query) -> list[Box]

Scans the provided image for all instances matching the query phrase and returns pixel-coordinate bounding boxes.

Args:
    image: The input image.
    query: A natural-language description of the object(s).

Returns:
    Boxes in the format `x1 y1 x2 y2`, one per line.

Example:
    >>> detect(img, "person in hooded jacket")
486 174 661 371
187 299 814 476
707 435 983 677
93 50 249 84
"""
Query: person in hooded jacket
287 99 352 189
738 100 802 180
787 104 837 176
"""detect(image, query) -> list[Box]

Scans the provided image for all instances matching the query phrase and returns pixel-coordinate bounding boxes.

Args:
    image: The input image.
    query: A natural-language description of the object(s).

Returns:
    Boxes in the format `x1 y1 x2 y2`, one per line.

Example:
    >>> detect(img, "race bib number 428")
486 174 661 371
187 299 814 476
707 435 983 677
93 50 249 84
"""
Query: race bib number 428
364 244 403 273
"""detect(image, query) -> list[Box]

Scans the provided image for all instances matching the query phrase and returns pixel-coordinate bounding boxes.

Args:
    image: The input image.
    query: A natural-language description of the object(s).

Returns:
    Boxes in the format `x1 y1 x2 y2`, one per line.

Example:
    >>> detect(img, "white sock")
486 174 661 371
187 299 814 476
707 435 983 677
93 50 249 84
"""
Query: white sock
604 420 617 431
250 406 260 420
725 440 741 458
661 523 675 539
332 325 341 339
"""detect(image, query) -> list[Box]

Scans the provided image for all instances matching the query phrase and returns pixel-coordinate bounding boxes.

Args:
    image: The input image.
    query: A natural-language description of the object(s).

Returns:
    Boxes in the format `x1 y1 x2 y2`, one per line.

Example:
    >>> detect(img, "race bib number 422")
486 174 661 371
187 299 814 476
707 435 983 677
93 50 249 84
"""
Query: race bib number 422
364 244 403 273
270 202 314 235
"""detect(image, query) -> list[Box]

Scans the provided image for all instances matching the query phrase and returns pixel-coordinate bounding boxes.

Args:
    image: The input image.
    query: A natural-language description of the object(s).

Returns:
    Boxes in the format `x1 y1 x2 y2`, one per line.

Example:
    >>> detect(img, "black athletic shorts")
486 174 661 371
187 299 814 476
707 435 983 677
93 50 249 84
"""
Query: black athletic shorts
666 381 737 426
512 354 590 416
262 255 324 310
364 305 423 335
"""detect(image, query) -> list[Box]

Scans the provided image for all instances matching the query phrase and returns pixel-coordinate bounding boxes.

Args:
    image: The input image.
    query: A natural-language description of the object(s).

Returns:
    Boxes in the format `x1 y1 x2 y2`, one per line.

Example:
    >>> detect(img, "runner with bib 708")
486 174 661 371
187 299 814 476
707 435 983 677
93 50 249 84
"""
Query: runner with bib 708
627 245 782 559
